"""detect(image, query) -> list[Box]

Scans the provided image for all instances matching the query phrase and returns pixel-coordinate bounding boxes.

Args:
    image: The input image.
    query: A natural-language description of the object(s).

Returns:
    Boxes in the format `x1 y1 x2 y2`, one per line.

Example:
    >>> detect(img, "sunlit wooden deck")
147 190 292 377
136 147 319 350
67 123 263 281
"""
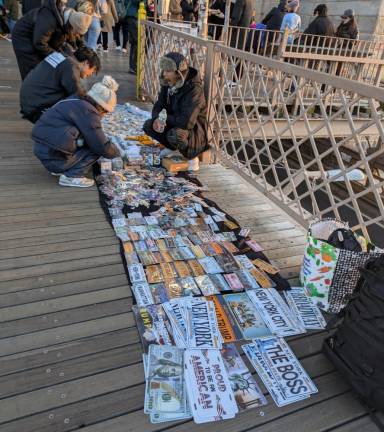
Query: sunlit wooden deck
0 39 381 432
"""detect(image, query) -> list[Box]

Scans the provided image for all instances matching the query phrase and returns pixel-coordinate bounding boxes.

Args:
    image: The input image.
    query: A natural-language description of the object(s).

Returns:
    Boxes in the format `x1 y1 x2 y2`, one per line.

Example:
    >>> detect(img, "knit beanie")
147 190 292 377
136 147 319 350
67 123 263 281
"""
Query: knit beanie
68 10 93 35
288 0 299 10
87 76 119 112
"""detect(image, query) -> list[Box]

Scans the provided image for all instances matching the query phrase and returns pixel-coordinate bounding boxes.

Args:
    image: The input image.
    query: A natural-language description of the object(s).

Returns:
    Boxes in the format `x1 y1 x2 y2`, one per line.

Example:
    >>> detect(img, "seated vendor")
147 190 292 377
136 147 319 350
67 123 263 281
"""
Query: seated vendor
20 47 100 124
32 75 120 188
143 52 209 172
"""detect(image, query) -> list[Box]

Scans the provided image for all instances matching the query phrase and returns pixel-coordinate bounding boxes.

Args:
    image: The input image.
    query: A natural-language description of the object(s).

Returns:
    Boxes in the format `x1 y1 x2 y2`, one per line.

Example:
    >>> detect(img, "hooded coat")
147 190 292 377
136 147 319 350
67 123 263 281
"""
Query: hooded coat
11 0 66 79
304 15 335 37
262 0 286 31
151 67 208 159
32 96 119 159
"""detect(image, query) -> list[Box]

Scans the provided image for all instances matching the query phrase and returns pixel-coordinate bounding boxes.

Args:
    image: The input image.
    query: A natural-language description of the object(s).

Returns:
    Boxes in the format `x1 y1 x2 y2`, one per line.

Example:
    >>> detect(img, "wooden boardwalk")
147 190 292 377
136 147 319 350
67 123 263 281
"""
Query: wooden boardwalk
0 40 381 431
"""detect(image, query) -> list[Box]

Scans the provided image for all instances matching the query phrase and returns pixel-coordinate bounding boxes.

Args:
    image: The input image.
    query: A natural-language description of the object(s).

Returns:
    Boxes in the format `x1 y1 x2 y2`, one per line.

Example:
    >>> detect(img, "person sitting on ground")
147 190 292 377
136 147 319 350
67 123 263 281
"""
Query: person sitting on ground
303 4 334 37
12 0 92 79
32 75 120 188
20 46 100 123
143 52 209 172
280 0 301 44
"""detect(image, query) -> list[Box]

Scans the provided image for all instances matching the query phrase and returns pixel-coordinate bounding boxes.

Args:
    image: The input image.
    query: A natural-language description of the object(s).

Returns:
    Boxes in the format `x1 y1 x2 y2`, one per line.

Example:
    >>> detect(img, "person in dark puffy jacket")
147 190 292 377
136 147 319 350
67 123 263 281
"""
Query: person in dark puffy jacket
12 0 92 79
262 0 286 31
336 9 359 41
32 75 120 188
143 52 208 172
304 4 334 37
20 47 100 123
180 0 194 22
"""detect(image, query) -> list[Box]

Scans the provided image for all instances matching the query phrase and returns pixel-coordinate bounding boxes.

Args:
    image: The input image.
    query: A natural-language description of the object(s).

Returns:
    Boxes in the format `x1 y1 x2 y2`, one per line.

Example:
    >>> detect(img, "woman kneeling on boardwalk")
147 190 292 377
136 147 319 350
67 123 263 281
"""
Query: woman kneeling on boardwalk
32 75 120 188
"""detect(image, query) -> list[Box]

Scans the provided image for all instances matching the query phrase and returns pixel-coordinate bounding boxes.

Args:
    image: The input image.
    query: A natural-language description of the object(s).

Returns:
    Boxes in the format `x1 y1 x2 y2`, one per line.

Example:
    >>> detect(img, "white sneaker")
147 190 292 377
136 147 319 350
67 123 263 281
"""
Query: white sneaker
115 45 122 51
51 172 61 176
122 48 127 53
59 175 95 188
103 49 108 53
188 157 199 172
97 44 103 50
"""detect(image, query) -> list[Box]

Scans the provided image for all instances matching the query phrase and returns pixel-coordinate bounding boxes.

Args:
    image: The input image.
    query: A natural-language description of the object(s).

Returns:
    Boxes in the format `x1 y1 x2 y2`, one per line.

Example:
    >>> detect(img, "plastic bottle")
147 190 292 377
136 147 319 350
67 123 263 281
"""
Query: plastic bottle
157 109 167 133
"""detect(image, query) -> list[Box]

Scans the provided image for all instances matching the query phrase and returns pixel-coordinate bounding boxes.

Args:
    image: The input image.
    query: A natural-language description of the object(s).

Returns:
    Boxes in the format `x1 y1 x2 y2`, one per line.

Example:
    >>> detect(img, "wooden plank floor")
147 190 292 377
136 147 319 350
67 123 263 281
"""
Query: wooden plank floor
0 40 379 432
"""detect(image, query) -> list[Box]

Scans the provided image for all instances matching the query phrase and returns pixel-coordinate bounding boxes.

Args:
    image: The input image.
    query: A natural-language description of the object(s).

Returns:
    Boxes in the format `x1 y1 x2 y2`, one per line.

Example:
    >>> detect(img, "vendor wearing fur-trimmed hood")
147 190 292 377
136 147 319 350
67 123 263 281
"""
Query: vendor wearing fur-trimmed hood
143 52 209 169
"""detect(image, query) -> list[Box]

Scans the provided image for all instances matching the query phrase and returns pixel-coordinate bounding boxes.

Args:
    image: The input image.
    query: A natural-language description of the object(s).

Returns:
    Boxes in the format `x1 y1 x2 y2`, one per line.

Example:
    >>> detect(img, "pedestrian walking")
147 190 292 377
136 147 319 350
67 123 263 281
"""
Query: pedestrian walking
98 0 118 51
4 0 19 33
12 0 92 79
280 0 300 44
303 4 334 37
336 9 359 40
262 0 286 31
84 0 108 50
113 0 129 52
32 75 120 188
125 0 140 74
180 0 194 22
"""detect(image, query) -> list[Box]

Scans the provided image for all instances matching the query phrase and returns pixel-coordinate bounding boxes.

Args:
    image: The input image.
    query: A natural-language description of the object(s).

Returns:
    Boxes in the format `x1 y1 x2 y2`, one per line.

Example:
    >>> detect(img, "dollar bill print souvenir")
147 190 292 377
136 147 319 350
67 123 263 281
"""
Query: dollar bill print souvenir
224 293 272 339
221 343 267 410
184 349 238 423
145 345 191 422
243 337 318 407
283 287 326 330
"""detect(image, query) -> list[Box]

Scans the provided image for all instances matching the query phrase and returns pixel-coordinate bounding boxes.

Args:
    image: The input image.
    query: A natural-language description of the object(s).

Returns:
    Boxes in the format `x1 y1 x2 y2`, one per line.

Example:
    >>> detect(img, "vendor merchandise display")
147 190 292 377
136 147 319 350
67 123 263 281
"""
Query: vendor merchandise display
97 104 322 424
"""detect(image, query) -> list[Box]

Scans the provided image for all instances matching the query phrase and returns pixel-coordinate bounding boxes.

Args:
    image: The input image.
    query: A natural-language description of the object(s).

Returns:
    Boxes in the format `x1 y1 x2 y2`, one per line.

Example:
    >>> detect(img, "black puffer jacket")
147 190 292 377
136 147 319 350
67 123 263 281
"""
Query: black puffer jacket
304 16 335 37
12 0 65 59
336 22 359 40
152 67 208 159
262 0 286 31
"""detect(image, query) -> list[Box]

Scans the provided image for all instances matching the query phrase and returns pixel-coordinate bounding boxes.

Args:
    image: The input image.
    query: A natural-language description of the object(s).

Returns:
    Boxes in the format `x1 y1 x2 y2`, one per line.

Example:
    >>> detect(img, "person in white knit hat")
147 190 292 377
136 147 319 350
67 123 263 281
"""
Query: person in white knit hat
32 75 120 188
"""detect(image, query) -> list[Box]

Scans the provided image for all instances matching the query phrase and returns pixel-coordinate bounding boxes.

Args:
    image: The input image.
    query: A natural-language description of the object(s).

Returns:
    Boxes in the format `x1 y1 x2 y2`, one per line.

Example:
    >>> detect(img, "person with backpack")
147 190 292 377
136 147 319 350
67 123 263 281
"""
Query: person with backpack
20 46 100 123
32 75 120 188
125 0 140 74
12 0 92 79
143 52 209 172
113 0 129 52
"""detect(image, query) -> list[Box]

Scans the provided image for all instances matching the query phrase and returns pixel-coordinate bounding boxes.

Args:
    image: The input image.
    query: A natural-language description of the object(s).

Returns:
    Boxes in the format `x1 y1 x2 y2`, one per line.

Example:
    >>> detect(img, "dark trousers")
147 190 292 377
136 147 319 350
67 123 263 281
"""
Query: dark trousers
126 16 138 71
143 119 193 159
113 19 129 49
33 144 98 177
97 32 109 50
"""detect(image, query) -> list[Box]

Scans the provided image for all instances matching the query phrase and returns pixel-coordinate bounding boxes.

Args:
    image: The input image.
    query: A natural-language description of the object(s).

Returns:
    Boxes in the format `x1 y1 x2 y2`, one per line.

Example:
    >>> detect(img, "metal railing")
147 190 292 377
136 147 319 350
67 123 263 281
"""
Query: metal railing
159 19 384 86
138 21 384 245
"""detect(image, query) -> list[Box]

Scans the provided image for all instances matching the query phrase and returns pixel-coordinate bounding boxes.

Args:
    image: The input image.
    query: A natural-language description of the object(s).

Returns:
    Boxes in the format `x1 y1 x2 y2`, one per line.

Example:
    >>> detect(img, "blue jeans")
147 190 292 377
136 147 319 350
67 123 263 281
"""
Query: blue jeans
85 16 101 51
34 144 98 177
7 18 16 32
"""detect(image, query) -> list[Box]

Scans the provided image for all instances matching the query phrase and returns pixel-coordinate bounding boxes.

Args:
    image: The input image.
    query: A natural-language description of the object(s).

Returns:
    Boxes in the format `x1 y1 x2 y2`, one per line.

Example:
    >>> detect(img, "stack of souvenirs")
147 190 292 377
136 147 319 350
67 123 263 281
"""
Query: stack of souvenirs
97 104 327 424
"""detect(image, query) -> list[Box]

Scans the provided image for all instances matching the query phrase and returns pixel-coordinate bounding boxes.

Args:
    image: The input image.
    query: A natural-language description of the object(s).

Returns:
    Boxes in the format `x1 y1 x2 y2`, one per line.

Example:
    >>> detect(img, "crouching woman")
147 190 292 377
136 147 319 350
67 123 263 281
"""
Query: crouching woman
32 75 120 188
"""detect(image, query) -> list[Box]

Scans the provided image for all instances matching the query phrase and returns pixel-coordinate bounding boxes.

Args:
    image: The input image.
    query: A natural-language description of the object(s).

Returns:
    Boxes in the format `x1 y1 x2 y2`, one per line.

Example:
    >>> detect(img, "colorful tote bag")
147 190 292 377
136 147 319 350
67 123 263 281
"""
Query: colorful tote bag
300 219 383 313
